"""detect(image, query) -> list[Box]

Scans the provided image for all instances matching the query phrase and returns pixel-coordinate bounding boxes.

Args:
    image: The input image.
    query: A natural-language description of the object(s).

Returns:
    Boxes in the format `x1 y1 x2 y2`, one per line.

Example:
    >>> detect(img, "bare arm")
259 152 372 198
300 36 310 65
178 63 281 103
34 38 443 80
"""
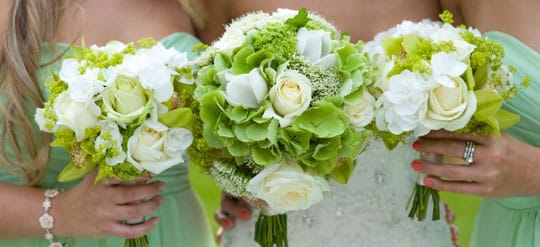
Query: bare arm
0 172 163 239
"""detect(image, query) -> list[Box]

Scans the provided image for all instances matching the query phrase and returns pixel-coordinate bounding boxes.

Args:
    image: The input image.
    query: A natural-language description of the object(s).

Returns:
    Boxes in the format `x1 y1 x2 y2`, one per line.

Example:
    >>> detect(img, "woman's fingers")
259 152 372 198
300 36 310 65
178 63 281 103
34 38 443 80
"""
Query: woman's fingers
103 217 160 239
111 195 164 221
222 195 252 221
214 210 235 229
412 160 484 182
421 175 488 196
413 138 484 163
110 181 163 204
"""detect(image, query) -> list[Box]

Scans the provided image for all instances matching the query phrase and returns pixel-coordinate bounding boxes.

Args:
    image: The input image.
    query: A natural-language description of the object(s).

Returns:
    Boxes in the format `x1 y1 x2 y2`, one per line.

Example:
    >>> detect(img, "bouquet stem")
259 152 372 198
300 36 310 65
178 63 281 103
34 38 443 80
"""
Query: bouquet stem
124 217 148 247
407 153 442 221
254 213 288 247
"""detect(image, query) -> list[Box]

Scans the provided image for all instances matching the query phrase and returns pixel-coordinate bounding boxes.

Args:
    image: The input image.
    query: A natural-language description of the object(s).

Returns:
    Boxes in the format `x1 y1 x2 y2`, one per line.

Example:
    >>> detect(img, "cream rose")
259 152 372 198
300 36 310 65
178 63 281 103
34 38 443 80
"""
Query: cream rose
423 76 476 130
263 70 312 127
246 160 330 215
344 90 376 129
126 121 192 174
53 92 100 141
102 75 154 126
421 53 476 130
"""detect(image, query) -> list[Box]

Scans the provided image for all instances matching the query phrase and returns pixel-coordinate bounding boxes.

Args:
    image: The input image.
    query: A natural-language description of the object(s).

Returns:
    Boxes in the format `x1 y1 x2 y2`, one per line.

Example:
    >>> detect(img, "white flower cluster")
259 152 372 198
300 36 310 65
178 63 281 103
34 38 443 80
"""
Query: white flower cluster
367 20 480 136
35 41 193 174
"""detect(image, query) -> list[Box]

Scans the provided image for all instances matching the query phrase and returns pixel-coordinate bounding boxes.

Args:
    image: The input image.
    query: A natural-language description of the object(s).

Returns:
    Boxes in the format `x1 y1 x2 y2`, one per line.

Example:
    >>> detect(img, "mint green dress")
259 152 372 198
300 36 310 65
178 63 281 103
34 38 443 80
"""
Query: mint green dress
0 33 215 247
470 31 540 247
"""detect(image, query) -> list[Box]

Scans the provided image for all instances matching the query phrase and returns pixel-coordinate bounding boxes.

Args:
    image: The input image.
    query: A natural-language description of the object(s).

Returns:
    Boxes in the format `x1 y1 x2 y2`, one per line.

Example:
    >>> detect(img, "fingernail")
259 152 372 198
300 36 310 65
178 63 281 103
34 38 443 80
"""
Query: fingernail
153 218 160 225
411 161 422 171
239 209 250 220
412 141 421 151
157 182 164 191
423 177 433 186
223 218 233 229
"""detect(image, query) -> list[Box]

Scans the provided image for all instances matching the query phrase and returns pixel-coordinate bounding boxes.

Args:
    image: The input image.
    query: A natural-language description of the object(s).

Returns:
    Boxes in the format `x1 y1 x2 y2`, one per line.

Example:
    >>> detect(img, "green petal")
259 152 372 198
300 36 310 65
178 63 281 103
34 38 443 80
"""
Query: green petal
58 162 96 183
381 37 403 57
158 107 193 129
292 102 348 138
474 90 503 121
252 145 281 165
495 109 520 129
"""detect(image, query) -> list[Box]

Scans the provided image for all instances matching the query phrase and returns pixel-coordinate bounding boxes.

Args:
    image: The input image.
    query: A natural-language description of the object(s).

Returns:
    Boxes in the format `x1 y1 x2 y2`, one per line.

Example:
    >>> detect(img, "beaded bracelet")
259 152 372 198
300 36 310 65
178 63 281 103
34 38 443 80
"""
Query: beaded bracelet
39 189 63 247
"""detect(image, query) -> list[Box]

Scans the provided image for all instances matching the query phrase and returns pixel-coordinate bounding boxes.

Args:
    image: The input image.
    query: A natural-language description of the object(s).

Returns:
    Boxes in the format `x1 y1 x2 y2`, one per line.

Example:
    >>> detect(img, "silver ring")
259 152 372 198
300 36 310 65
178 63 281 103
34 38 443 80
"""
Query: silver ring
463 140 476 164
103 178 110 186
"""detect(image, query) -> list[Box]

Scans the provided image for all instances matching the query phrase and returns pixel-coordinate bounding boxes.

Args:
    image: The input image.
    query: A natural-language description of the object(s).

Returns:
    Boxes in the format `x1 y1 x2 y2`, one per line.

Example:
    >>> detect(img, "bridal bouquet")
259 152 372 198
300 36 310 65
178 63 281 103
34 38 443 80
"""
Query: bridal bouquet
193 8 375 246
35 38 196 246
366 11 525 221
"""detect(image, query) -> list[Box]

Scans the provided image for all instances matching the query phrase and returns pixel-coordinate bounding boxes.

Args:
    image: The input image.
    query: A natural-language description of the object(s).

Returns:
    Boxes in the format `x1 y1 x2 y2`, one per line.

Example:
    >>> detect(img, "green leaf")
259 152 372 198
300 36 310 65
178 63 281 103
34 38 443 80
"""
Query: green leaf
474 90 503 121
252 145 281 165
473 63 488 90
58 162 96 183
158 108 193 129
200 91 226 129
231 46 256 74
227 141 250 157
214 53 232 71
330 158 355 184
217 122 235 138
280 127 312 155
246 123 271 142
227 106 250 123
312 137 341 161
285 8 309 28
381 37 403 57
495 109 520 129
292 102 348 138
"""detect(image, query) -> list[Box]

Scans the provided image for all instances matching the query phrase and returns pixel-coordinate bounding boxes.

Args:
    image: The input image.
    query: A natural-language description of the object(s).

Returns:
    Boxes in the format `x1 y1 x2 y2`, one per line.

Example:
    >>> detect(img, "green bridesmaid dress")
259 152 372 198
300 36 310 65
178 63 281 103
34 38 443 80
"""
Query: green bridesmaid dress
0 33 215 247
470 31 540 247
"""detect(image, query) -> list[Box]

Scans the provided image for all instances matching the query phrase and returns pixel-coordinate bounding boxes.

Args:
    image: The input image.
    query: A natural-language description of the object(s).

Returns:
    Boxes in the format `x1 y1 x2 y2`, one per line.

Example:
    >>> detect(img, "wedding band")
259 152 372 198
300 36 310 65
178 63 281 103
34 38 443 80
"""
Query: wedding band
463 141 476 164
103 178 110 186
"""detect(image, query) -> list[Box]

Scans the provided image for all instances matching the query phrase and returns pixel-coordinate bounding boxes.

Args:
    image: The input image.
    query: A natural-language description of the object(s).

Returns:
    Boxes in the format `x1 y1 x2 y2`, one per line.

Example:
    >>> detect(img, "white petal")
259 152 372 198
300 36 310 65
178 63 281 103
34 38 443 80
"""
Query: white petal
431 52 467 77
139 66 173 102
248 69 268 103
225 74 259 108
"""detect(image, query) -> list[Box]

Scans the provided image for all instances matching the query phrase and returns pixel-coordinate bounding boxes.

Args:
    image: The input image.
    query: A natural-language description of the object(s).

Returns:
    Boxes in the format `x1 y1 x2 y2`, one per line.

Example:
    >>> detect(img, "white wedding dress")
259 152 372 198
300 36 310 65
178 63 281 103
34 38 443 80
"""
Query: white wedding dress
220 139 454 247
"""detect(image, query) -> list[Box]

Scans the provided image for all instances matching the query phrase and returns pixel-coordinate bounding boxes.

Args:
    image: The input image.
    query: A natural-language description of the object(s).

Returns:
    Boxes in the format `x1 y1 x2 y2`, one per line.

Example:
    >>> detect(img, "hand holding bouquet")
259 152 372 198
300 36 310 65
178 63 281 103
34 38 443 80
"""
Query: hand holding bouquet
35 38 196 246
366 11 526 221
193 8 375 246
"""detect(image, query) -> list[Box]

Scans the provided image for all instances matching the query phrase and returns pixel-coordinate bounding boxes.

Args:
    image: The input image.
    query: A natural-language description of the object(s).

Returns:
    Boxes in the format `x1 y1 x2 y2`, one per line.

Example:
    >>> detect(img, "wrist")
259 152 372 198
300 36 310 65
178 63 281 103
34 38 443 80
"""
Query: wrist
38 189 63 246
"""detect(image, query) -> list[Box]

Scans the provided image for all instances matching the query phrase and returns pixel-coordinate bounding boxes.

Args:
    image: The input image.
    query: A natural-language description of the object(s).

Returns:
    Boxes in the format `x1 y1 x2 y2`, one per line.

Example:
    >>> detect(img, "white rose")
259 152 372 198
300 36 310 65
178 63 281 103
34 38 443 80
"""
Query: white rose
246 160 330 215
223 68 268 109
126 121 192 174
421 52 476 130
263 70 312 127
344 90 375 129
53 92 100 141
296 28 337 69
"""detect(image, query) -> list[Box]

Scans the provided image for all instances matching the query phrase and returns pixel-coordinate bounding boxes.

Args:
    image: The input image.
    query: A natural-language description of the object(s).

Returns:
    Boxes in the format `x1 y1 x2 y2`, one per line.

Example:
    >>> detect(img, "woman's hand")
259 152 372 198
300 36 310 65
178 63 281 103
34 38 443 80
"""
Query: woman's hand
53 171 164 239
411 130 540 197
215 193 262 242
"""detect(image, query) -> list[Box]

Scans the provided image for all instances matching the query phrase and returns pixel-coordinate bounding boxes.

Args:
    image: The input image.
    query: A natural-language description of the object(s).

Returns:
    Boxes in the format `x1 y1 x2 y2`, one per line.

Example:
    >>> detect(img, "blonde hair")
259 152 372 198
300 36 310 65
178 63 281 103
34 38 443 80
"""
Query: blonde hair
0 0 205 185
0 0 69 186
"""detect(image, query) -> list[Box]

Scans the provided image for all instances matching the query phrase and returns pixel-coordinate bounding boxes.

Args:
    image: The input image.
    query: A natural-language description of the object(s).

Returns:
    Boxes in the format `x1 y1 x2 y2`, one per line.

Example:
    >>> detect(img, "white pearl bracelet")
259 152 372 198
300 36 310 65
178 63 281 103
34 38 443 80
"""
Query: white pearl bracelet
39 189 63 247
